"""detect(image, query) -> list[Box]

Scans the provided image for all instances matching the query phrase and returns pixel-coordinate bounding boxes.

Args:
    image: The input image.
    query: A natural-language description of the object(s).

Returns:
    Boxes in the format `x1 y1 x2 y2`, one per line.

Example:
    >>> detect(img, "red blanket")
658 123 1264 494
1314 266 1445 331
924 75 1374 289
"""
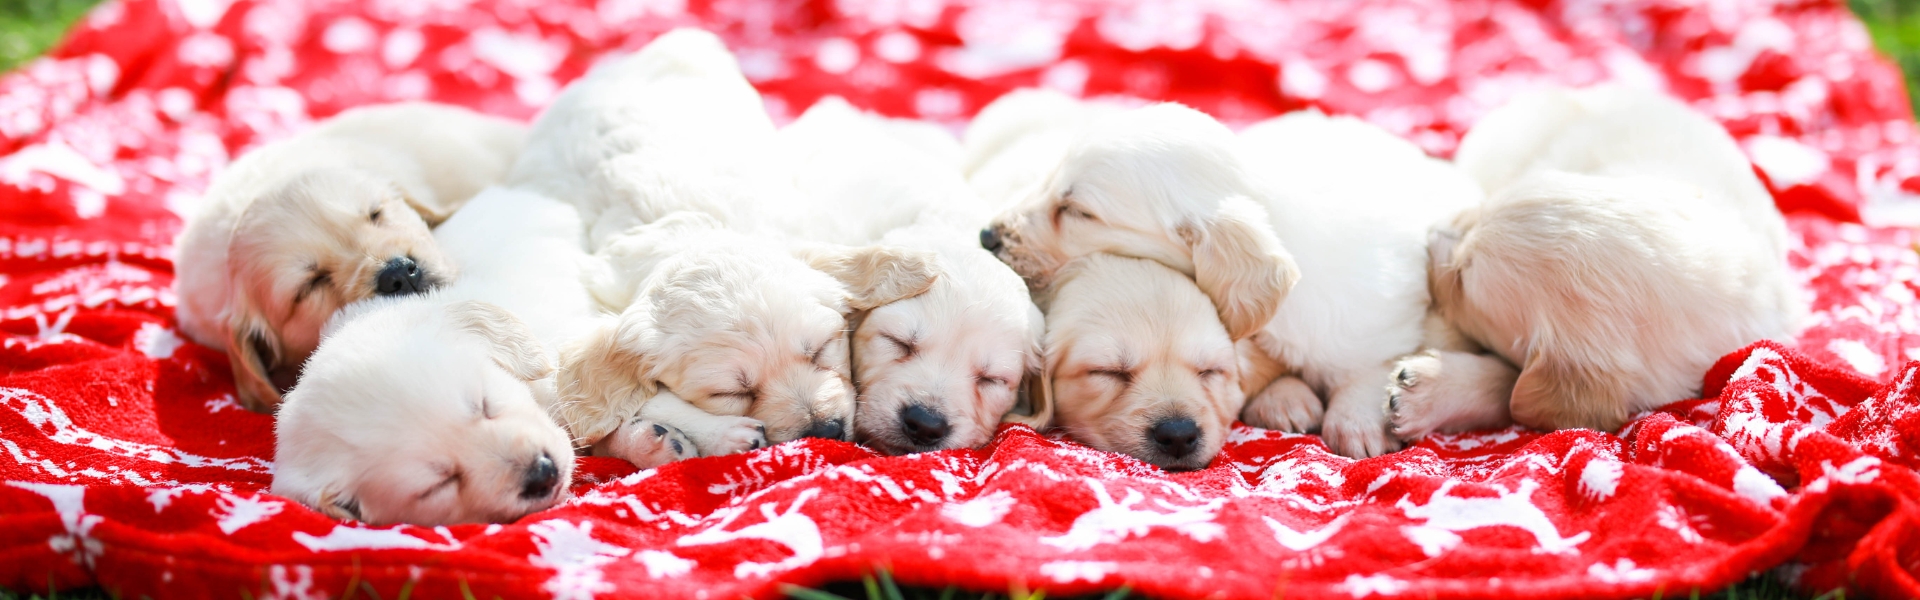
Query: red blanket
4 0 1920 598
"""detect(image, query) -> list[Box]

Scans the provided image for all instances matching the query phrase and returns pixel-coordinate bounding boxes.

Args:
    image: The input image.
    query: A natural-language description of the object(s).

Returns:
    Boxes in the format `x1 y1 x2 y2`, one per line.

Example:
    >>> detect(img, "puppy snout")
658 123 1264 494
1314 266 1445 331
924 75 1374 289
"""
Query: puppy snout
519 452 560 500
374 256 428 296
979 226 1004 253
1149 417 1201 459
899 404 951 447
802 418 847 441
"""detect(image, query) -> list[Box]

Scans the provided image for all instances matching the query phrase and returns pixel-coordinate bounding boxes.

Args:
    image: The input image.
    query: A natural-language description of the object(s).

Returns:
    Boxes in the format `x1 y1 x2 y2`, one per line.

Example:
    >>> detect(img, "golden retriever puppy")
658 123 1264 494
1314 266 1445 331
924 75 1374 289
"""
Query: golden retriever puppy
1040 253 1242 471
1398 86 1801 436
505 31 939 456
772 98 1046 454
983 104 1478 458
174 102 527 412
274 186 617 525
506 28 787 250
557 211 939 455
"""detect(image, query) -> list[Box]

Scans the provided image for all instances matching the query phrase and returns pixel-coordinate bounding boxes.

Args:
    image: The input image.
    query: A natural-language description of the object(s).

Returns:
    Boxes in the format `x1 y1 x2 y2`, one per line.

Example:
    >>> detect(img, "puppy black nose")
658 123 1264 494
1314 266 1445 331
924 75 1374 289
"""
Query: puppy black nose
1149 417 1201 459
899 404 950 447
519 453 560 499
803 418 846 441
373 256 427 296
979 227 1003 253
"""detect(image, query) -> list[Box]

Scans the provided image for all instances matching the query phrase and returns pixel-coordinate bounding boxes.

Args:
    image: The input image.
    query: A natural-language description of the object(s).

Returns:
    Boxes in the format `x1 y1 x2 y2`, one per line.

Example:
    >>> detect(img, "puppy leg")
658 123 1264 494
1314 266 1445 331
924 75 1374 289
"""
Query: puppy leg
1387 350 1518 441
638 391 769 456
1240 375 1324 433
1320 368 1402 458
590 418 697 468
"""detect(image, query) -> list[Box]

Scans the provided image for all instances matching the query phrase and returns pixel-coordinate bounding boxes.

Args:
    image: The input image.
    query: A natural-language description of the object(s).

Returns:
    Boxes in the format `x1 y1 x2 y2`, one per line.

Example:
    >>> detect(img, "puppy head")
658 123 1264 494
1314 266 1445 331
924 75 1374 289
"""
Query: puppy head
224 168 454 411
558 223 937 445
852 242 1043 454
982 103 1297 340
273 299 574 526
1042 254 1243 471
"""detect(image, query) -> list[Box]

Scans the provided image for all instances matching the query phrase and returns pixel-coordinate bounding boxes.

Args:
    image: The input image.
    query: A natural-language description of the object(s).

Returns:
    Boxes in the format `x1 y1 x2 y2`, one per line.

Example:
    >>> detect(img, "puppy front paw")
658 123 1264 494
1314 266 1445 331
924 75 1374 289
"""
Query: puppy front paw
1321 406 1400 459
1240 376 1324 433
693 417 768 456
592 419 698 469
1386 352 1446 442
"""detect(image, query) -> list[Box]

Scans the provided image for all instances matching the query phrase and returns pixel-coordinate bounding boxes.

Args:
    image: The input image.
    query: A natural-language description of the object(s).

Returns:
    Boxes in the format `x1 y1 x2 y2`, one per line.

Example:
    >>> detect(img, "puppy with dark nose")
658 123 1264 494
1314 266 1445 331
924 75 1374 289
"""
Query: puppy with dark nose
1037 253 1244 471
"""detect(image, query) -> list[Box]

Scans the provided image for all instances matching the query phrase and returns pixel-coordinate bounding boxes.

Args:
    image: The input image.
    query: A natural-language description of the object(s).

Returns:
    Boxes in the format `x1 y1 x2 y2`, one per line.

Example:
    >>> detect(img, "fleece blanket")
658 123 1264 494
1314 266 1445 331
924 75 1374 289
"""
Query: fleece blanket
4 0 1920 598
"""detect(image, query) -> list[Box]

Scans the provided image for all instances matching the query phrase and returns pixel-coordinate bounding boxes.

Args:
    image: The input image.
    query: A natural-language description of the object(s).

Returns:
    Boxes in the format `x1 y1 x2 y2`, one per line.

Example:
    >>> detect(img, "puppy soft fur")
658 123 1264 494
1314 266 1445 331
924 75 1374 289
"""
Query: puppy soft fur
175 102 526 412
521 31 939 454
1041 253 1243 471
982 102 1480 458
1399 86 1801 436
273 186 615 526
775 99 1046 454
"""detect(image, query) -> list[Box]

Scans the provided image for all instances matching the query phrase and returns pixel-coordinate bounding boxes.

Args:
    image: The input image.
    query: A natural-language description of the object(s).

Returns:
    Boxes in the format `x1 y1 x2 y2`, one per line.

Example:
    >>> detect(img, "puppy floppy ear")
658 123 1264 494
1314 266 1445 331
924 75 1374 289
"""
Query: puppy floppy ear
797 245 941 310
226 311 286 413
448 301 553 381
394 183 457 227
1003 349 1055 430
554 310 662 446
1179 195 1296 341
1427 224 1467 318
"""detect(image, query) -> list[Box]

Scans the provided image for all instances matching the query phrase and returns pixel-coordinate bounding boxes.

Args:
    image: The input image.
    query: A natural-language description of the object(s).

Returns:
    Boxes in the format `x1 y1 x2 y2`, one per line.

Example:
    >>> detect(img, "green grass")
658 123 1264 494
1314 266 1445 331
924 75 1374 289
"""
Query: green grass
1852 0 1920 116
0 0 101 72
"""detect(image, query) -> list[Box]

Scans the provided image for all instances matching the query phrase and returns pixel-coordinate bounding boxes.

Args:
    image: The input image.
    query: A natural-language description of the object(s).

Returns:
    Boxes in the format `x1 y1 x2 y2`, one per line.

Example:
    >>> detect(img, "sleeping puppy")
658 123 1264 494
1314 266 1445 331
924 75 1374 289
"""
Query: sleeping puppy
982 104 1479 458
272 186 689 526
1394 86 1801 437
1040 253 1242 471
506 28 785 250
507 31 939 456
557 212 938 455
175 102 527 412
774 99 1047 454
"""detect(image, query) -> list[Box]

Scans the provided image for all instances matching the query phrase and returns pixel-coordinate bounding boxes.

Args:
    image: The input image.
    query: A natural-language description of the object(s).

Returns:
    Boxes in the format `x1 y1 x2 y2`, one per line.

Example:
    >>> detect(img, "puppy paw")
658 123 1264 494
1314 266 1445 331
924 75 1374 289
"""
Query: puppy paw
593 419 697 469
1386 353 1446 441
693 417 768 456
1240 376 1324 433
1321 405 1400 459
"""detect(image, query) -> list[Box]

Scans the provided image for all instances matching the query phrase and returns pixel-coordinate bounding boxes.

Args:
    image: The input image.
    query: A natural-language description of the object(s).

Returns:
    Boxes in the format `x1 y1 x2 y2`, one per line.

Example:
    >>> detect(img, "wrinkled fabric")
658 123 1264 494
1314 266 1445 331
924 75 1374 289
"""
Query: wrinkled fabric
2 0 1919 598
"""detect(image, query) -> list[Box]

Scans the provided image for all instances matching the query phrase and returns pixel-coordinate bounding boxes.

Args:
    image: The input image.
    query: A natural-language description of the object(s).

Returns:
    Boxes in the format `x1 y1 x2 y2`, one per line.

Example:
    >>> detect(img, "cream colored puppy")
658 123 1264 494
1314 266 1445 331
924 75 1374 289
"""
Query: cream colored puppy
1041 253 1242 471
559 213 937 454
1396 86 1801 436
983 104 1480 458
507 28 786 250
509 31 939 455
963 89 1124 215
774 99 1046 454
175 103 526 412
273 187 660 526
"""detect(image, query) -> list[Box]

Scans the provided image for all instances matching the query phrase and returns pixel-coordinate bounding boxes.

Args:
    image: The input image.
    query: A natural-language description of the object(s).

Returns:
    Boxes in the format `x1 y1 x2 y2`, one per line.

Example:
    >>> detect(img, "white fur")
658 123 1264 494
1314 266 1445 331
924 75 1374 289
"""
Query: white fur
523 32 939 452
1041 253 1243 470
273 187 601 526
982 103 1480 458
1402 86 1801 435
773 98 1045 454
174 102 525 411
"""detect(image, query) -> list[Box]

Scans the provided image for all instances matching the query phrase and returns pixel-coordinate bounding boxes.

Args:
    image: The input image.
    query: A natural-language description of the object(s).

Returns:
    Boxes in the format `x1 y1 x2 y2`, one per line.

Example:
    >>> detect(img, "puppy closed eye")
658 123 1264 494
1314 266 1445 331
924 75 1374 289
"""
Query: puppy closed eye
1052 201 1096 224
881 334 917 361
1197 367 1226 380
417 469 462 501
294 270 331 303
976 375 1008 388
1089 368 1133 385
368 203 384 223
